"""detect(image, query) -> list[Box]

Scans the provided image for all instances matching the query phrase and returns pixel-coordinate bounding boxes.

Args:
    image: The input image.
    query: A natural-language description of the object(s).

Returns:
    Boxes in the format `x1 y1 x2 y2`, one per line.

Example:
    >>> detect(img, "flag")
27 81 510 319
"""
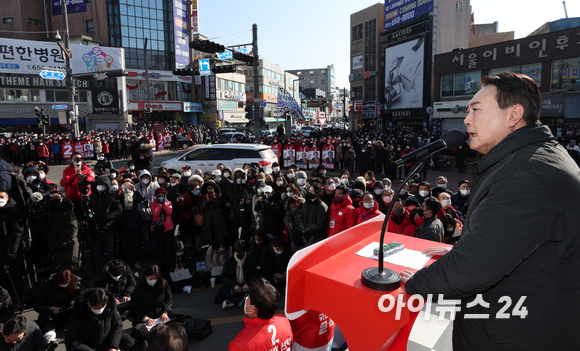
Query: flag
277 86 305 123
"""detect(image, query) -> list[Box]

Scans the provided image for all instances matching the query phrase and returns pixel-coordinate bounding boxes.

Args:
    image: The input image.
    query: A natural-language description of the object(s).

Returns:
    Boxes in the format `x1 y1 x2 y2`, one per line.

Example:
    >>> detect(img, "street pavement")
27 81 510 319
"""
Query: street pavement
32 145 471 350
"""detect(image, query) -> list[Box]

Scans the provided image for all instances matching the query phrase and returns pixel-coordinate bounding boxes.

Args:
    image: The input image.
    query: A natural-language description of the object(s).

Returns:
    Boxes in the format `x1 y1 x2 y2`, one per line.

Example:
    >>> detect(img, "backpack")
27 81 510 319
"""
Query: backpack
183 316 212 340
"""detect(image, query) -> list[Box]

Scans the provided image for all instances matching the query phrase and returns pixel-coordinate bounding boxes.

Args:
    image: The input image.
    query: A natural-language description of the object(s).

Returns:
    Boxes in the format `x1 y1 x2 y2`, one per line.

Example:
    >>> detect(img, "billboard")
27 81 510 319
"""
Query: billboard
352 55 363 70
0 38 123 74
384 37 425 110
173 0 189 66
52 0 86 16
384 0 433 31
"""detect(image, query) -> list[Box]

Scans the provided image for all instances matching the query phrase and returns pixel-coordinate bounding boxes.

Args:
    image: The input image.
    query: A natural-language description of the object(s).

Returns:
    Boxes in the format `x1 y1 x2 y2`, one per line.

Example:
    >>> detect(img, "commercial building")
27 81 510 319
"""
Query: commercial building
285 65 335 99
433 23 580 137
469 21 514 48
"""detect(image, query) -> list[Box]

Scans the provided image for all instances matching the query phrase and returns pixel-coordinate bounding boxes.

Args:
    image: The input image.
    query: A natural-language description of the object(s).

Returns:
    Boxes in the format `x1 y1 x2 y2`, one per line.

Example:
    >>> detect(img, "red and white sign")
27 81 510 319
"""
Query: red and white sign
318 111 325 118
128 101 183 112
192 10 198 32
318 117 327 126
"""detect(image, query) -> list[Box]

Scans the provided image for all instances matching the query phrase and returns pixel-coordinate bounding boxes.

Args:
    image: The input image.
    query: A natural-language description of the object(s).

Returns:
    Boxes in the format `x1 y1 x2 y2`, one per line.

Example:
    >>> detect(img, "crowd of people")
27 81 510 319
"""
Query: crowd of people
0 120 476 351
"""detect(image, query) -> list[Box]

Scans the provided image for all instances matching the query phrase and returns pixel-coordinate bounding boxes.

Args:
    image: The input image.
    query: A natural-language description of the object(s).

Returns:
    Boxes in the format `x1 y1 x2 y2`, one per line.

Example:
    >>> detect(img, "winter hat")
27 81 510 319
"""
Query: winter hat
188 174 204 186
154 187 168 196
351 189 364 199
296 171 307 179
354 176 366 184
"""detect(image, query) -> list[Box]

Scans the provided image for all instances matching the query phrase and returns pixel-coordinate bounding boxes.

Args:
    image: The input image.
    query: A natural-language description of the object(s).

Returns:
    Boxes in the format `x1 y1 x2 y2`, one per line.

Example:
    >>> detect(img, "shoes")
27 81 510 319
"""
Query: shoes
47 341 58 351
132 262 141 270
183 285 192 294
44 330 56 344
222 300 235 309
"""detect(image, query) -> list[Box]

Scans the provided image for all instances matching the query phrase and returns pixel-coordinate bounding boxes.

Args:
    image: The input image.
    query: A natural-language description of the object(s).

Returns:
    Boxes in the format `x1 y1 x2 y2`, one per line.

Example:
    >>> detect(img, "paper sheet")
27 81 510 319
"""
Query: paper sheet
145 317 167 331
355 242 432 270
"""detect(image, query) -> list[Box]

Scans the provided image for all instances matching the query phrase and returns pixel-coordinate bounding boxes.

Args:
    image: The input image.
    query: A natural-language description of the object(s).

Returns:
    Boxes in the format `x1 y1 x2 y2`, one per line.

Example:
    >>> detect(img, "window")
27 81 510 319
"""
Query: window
28 18 41 26
321 70 326 75
364 19 377 71
551 57 580 90
441 72 481 97
297 71 301 76
1 89 39 102
184 148 209 161
352 24 363 41
3 18 13 24
208 148 233 160
309 71 314 75
364 77 376 101
234 149 260 158
455 2 462 10
86 20 94 33
490 63 542 87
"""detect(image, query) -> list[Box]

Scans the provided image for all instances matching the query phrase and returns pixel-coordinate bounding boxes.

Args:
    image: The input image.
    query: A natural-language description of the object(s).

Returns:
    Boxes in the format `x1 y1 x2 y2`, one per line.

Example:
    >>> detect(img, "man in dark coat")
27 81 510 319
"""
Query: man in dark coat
93 260 136 318
200 180 228 245
401 73 580 350
65 288 135 351
298 182 328 248
218 240 258 309
414 197 444 242
0 190 25 299
47 190 79 272
88 176 123 276
0 315 45 351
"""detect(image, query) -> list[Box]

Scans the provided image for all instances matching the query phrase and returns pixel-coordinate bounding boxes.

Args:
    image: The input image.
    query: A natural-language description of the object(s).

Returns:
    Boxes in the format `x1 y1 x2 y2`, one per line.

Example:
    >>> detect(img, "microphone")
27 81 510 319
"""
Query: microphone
395 129 466 167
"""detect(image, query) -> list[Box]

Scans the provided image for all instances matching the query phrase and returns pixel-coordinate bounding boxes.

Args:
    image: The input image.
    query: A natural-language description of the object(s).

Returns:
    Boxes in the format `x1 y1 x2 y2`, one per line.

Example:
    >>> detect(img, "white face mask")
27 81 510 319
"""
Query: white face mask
328 183 336 191
287 192 294 198
170 181 178 186
297 178 306 186
176 251 184 256
273 167 280 173
441 199 451 208
363 202 373 209
419 190 429 197
91 306 106 315
129 166 135 170
446 227 455 232
400 189 407 195
382 196 392 204
27 176 37 182
374 189 383 195
110 274 121 281
98 157 104 161
58 283 69 288
276 181 284 187
158 179 165 184
96 185 107 192
147 279 158 286
110 185 119 192
77 162 83 168
110 174 117 179
223 173 230 178
141 178 150 185
341 178 348 185
244 299 254 316
183 171 192 177
437 183 447 189
274 249 283 255
322 170 327 176
215 176 221 182
0 199 6 207
39 173 46 180
236 179 244 184
460 189 470 196
287 173 295 179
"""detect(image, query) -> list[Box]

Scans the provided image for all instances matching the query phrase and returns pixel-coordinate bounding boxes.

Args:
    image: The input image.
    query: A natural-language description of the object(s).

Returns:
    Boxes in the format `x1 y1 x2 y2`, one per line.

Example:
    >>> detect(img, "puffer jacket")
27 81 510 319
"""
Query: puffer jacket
135 169 159 220
326 195 356 237
150 196 174 233
354 200 383 224
298 197 328 245
130 279 173 323
200 180 228 243
88 176 122 237
93 260 136 298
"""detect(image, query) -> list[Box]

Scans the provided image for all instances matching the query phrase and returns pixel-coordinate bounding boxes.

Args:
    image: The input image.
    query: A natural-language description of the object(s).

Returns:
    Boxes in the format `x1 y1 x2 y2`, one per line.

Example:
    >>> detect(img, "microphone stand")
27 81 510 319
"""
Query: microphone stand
361 158 427 291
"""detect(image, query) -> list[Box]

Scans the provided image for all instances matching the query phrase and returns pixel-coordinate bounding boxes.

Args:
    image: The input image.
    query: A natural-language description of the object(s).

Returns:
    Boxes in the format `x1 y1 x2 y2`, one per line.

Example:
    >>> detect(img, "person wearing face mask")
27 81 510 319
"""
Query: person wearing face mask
0 190 25 302
282 197 304 255
200 181 228 246
294 171 310 198
440 213 463 245
327 185 356 237
270 162 281 179
435 176 448 190
379 188 395 215
88 176 123 278
134 169 159 260
34 269 80 342
320 178 336 208
218 240 258 309
36 139 49 165
229 278 293 350
254 185 283 236
344 146 358 179
179 175 203 248
297 182 328 251
219 166 234 191
260 237 291 292
311 164 327 180
355 193 382 224
61 152 95 219
386 198 415 236
46 188 79 272
116 180 144 270
451 179 471 214
204 237 233 287
130 265 181 343
437 192 463 222
130 137 154 174
284 168 296 184
150 187 174 263
94 152 113 177
414 197 444 242
273 175 288 194
93 260 136 319
223 169 253 244
65 288 135 351
407 181 431 206
372 182 385 204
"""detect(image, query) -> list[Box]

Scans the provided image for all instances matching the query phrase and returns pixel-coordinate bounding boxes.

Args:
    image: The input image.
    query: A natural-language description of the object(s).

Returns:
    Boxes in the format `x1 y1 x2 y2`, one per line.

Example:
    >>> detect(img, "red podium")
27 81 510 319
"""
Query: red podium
285 216 450 351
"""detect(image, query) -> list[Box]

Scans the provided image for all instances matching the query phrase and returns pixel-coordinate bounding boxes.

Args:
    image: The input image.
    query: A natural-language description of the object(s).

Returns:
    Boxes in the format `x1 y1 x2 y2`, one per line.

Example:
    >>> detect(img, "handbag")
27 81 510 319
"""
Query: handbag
152 206 166 233
183 316 212 340
193 207 203 226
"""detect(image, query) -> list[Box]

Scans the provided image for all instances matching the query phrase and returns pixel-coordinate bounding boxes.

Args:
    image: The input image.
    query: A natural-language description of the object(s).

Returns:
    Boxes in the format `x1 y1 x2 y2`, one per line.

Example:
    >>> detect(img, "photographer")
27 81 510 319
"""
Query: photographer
94 152 112 177
88 176 122 277
46 186 79 272
135 170 159 261
60 152 95 220
0 189 25 300
117 179 143 270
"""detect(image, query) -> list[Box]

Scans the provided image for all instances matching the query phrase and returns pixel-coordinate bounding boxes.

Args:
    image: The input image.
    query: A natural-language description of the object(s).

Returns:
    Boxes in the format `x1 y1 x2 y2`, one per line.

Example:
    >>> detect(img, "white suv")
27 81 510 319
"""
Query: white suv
160 144 278 174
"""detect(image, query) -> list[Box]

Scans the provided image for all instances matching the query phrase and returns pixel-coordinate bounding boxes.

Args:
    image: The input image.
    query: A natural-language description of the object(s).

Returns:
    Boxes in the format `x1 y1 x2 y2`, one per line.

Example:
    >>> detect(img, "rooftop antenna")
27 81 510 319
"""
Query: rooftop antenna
563 1 569 18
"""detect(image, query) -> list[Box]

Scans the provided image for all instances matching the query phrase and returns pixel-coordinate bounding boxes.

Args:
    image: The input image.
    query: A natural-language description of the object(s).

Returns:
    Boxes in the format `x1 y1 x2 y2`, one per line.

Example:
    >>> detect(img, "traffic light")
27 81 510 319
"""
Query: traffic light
43 111 50 125
172 67 199 76
105 70 128 78
343 116 347 122
34 107 43 125
76 73 97 81
190 39 225 53
245 104 254 120
232 51 253 64
212 65 237 74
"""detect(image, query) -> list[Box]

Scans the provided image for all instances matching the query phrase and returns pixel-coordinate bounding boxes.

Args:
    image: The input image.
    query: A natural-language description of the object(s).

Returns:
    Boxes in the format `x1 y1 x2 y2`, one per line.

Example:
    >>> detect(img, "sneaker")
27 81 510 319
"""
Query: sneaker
222 300 235 309
44 331 56 344
132 262 141 270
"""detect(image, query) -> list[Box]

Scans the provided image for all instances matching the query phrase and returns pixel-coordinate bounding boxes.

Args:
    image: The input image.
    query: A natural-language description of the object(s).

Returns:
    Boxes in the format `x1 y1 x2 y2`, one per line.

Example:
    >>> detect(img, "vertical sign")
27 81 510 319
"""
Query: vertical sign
204 73 216 100
173 0 189 66
52 0 87 15
191 0 199 33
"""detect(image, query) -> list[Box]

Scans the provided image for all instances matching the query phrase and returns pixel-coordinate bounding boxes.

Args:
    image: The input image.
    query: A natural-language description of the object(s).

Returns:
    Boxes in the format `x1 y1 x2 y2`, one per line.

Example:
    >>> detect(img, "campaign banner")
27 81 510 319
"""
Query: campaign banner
0 38 123 74
384 0 433 31
277 86 305 124
52 0 86 16
173 0 189 66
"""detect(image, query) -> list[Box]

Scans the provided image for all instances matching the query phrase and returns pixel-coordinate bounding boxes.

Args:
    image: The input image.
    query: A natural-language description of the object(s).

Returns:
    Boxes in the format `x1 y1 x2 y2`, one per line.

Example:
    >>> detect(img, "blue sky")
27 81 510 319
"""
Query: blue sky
196 0 580 89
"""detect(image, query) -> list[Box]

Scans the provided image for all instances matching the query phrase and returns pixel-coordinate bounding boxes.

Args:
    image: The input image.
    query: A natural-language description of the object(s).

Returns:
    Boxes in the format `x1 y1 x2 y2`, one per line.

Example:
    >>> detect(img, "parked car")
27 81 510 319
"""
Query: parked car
218 132 246 143
160 144 278 174
217 128 238 136
176 135 194 149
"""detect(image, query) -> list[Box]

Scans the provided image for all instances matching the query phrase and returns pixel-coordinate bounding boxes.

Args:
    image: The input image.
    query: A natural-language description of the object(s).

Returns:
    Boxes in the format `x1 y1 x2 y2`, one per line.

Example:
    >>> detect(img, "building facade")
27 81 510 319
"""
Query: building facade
285 64 335 99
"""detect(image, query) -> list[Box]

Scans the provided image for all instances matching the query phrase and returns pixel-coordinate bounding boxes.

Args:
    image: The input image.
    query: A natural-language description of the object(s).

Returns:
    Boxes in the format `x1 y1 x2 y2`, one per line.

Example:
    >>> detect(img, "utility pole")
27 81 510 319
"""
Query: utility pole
144 37 151 124
252 24 260 141
61 0 79 137
343 87 346 121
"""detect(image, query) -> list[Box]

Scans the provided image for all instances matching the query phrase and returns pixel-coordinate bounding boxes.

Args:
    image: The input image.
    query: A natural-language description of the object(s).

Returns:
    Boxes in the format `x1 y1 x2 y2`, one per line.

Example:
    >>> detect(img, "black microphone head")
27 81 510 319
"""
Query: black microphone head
441 129 466 150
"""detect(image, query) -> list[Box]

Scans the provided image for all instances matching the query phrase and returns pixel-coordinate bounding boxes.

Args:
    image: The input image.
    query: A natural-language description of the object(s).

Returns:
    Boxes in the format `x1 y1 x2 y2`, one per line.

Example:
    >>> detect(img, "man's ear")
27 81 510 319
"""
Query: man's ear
507 104 525 128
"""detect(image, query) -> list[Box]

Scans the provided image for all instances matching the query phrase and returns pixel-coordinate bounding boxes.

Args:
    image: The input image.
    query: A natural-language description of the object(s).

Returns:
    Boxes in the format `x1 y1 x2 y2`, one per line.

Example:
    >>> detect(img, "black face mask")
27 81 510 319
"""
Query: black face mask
305 193 316 201
393 208 404 216
236 254 245 260
50 198 61 208
417 209 425 217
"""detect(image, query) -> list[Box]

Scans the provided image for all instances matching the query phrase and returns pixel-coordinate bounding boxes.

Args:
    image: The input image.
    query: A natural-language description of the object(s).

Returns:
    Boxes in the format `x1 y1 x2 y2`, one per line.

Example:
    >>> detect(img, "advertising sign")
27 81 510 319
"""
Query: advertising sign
173 0 189 66
92 79 119 115
384 37 425 110
191 0 199 33
0 38 123 75
352 55 363 70
384 0 433 31
52 0 86 16
204 73 216 100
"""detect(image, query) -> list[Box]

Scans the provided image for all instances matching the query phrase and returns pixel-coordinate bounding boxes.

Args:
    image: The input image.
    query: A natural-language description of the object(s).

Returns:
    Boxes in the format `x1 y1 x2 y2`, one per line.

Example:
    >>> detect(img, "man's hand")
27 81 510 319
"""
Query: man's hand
225 202 231 207
115 299 120 304
258 196 264 202
160 313 169 323
423 247 452 256
121 296 130 302
234 285 242 292
145 318 155 327
53 307 61 314
75 168 82 176
242 284 250 291
400 270 416 283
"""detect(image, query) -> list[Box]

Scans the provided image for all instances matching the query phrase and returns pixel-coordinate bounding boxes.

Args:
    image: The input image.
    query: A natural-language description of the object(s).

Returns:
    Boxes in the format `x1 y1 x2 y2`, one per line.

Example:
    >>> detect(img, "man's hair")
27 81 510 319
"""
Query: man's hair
249 278 280 319
147 322 188 351
234 239 248 254
424 196 442 215
458 179 472 187
481 72 541 125
436 176 447 183
108 261 125 276
85 288 110 307
3 315 27 335
418 181 431 190
335 184 348 196
310 181 323 196
71 151 82 158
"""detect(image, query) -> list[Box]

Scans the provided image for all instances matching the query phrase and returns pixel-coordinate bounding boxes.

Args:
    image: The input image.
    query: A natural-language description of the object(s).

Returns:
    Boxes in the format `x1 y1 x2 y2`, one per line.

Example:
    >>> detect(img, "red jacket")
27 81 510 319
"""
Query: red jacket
290 311 334 350
327 195 356 237
60 162 95 200
150 199 174 232
37 144 49 157
355 200 383 224
229 315 293 351
387 208 414 236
